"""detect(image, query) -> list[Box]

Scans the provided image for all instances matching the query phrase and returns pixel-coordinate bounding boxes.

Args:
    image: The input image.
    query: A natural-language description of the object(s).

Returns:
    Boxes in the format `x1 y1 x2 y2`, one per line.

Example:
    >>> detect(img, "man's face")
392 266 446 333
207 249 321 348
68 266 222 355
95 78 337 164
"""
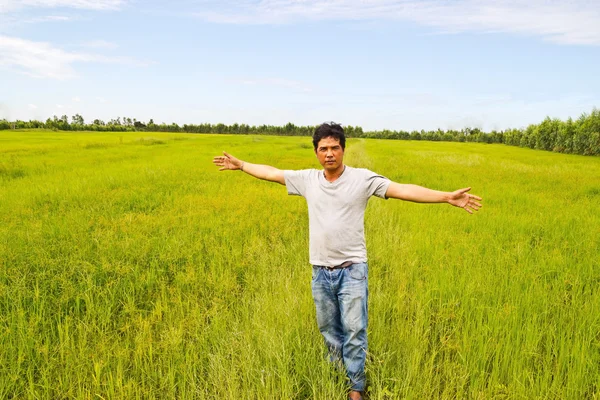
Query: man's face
315 136 344 172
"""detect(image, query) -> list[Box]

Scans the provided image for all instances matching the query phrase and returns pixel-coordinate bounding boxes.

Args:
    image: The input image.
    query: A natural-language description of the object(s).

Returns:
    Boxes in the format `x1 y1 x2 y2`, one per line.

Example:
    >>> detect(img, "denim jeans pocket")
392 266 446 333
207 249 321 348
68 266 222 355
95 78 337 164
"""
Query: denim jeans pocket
312 266 320 281
348 263 367 280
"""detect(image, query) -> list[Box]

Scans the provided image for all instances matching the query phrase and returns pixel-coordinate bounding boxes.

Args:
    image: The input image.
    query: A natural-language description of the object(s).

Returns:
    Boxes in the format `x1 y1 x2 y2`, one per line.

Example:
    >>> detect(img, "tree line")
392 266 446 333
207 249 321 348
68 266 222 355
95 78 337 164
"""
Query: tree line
1 109 599 156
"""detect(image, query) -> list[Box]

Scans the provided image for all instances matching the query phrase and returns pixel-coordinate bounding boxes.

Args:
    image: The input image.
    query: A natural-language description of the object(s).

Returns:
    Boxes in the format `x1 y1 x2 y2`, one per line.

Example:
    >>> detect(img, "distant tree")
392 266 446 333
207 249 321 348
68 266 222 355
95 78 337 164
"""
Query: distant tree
71 113 84 125
536 117 559 151
284 122 296 134
553 119 572 153
411 131 421 140
214 123 226 134
578 108 600 135
442 131 454 141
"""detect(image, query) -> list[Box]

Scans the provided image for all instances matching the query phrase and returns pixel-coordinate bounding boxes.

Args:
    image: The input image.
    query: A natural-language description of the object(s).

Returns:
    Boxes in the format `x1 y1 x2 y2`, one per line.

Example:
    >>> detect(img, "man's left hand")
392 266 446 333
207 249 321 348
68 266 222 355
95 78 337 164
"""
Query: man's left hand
448 187 482 214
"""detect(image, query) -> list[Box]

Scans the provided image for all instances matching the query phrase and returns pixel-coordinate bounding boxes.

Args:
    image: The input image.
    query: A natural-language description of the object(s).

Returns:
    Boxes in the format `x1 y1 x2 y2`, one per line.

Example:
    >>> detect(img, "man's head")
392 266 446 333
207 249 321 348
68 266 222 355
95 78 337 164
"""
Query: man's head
313 122 346 173
313 122 346 151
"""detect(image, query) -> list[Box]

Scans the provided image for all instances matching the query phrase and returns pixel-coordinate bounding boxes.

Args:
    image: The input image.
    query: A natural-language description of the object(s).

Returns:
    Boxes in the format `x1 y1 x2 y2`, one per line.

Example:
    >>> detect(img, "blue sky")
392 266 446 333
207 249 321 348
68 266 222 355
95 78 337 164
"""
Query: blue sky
1 0 599 131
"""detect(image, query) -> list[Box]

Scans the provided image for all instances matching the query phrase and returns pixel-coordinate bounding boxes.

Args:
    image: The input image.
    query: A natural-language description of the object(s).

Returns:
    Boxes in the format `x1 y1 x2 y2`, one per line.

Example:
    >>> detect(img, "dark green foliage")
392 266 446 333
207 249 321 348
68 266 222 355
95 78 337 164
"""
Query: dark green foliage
2 108 599 155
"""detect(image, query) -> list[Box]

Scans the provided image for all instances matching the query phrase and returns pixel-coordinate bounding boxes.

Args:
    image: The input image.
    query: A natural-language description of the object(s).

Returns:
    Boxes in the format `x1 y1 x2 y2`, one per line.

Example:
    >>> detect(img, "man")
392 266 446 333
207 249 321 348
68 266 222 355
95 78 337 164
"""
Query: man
213 122 482 400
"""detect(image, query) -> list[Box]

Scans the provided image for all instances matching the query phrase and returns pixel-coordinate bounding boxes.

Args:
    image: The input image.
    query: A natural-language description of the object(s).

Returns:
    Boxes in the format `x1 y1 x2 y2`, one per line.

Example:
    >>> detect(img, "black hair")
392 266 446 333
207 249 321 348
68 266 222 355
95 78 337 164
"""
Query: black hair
312 122 346 150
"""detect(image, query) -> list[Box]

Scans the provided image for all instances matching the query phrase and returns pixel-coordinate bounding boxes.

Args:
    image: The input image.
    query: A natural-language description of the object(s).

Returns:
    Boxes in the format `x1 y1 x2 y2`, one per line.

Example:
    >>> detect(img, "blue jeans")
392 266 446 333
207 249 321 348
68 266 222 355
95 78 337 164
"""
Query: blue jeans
311 262 368 392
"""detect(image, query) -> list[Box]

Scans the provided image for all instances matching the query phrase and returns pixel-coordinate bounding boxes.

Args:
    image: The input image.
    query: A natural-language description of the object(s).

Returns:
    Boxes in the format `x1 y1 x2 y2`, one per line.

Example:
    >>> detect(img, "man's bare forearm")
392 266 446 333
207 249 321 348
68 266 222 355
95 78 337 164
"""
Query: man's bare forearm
386 181 482 212
385 182 450 203
240 161 285 185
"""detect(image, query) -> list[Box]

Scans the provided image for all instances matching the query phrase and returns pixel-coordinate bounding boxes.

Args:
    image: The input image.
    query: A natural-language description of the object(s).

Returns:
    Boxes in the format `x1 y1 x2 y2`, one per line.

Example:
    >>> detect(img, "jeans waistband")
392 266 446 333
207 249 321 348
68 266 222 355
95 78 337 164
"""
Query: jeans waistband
316 260 353 270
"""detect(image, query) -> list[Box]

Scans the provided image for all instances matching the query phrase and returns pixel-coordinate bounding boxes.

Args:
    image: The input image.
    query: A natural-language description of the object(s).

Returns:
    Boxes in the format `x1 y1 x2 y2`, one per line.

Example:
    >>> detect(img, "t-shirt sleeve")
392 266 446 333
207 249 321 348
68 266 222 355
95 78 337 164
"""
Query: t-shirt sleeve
364 169 391 199
284 170 309 196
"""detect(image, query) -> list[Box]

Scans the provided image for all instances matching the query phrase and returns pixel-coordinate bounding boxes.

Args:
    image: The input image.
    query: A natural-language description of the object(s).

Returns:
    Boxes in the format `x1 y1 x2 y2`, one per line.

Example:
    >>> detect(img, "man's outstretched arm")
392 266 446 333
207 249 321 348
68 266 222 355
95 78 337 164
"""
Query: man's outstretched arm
212 151 285 185
385 182 482 214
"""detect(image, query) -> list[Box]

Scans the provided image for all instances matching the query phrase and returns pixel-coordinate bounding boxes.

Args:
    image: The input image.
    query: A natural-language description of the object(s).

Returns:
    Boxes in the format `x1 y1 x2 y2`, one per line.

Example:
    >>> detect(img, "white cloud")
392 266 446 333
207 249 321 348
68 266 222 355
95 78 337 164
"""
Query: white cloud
21 14 72 22
0 0 126 13
96 96 107 103
42 14 69 19
0 13 73 32
72 96 80 102
0 0 130 76
0 0 125 28
0 35 150 79
28 103 38 109
0 35 79 78
193 0 600 46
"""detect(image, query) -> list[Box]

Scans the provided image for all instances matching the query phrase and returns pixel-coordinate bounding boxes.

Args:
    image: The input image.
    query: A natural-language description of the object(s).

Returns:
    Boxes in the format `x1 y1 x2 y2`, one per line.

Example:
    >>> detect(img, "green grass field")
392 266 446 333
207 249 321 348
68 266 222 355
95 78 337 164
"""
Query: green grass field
1 130 599 399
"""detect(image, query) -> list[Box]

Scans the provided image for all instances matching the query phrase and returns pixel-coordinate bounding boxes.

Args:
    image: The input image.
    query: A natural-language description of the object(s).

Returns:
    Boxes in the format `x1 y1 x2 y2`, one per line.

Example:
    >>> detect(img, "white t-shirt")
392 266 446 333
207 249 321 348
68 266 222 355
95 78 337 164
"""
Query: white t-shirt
284 166 391 266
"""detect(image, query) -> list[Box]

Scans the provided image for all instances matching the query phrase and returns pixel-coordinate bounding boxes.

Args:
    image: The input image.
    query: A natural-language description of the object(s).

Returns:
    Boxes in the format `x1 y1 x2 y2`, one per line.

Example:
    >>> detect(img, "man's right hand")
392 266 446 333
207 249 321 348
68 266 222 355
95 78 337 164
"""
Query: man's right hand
213 151 243 171
212 151 285 185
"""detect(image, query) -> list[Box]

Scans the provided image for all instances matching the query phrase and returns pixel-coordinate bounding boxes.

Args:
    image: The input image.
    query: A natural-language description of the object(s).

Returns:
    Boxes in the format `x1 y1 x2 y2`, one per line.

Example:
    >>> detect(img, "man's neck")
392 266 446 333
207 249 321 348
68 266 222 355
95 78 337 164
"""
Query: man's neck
323 164 346 183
